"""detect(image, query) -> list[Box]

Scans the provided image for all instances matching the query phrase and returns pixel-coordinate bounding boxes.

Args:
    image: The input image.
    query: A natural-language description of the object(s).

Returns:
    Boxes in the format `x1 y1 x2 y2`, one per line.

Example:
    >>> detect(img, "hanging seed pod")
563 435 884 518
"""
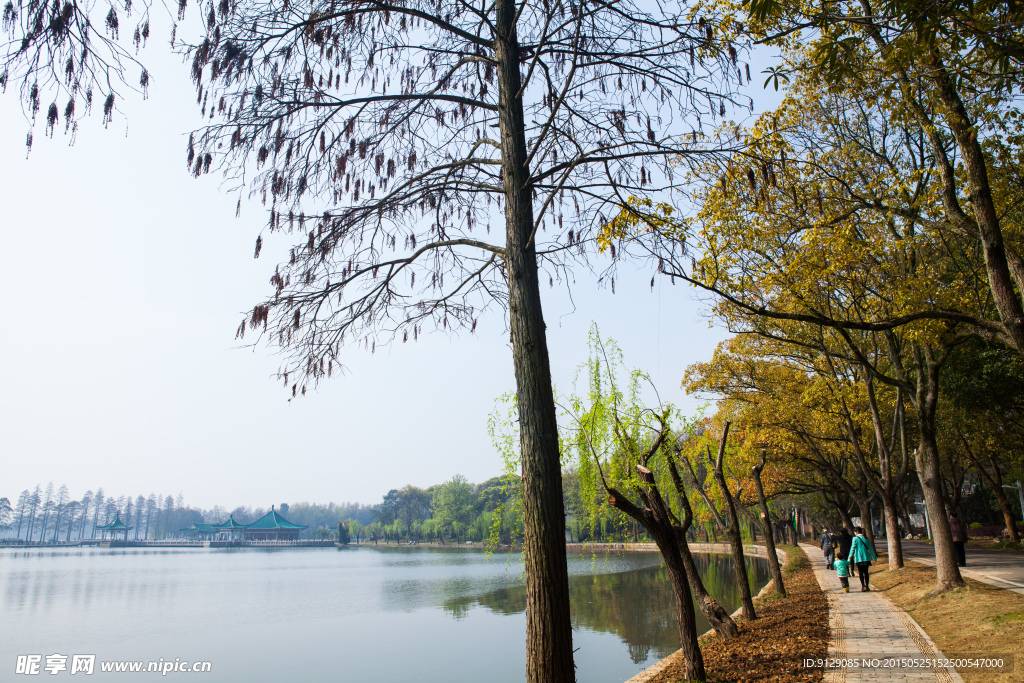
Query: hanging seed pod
63 97 75 133
102 93 115 126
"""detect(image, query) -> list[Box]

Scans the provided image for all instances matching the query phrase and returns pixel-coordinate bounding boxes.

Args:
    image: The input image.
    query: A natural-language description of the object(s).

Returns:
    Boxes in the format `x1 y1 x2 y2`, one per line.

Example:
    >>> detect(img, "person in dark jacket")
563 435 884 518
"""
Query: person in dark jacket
820 528 835 569
833 528 853 562
949 512 968 567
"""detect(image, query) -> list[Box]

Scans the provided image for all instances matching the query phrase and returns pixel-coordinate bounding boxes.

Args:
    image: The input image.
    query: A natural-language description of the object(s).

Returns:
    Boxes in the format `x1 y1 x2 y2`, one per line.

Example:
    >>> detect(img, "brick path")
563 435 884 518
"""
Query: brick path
799 544 964 683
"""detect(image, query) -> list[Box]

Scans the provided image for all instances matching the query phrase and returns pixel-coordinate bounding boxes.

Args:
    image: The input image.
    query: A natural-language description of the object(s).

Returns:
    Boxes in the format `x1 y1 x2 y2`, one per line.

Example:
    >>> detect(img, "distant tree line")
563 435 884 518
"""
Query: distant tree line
0 485 385 542
1 473 691 545
356 471 665 546
360 474 522 545
0 486 204 542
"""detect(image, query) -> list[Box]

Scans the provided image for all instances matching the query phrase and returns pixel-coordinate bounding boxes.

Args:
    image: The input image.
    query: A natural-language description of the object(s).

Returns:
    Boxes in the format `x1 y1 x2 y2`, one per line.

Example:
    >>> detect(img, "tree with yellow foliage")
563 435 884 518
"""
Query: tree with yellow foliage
686 328 915 568
601 45 985 591
741 0 1024 353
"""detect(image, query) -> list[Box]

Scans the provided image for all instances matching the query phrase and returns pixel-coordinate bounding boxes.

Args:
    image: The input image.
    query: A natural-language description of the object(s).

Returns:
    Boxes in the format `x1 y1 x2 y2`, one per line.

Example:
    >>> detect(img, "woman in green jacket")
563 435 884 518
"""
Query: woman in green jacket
850 527 878 591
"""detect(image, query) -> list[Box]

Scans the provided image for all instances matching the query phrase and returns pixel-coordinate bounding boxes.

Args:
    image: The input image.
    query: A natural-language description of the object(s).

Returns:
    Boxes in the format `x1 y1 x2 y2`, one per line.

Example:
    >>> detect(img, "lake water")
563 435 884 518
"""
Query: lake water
0 546 769 682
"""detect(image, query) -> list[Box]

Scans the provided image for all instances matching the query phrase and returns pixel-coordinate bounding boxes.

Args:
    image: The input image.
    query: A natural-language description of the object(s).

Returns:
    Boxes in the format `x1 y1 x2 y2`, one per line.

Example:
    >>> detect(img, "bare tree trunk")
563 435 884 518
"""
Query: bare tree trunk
653 527 706 680
663 454 740 638
990 484 1021 543
675 536 740 637
880 493 904 568
710 424 756 621
896 495 914 537
854 494 876 548
608 466 706 680
751 451 786 596
962 437 1021 543
913 348 965 593
843 377 906 569
495 2 573 677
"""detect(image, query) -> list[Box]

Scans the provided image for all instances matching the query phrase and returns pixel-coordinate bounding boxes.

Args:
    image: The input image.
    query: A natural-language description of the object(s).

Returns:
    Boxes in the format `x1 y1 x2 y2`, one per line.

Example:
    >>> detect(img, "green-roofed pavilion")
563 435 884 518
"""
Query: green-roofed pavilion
96 514 133 540
179 522 216 540
243 506 307 540
211 516 248 540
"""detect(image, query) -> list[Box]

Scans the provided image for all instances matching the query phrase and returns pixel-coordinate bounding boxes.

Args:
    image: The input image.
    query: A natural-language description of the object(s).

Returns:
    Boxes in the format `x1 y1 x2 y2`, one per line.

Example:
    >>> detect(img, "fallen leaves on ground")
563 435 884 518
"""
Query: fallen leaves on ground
870 558 1024 683
648 546 828 683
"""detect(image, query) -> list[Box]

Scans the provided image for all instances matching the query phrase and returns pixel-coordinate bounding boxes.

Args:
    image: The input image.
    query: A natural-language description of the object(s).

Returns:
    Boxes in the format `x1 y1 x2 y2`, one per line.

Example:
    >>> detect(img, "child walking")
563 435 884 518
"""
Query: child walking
835 556 851 593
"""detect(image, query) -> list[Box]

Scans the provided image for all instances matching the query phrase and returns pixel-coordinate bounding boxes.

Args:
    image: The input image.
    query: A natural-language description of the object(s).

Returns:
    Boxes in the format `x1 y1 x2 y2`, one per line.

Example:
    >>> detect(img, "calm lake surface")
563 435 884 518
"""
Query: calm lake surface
0 546 769 682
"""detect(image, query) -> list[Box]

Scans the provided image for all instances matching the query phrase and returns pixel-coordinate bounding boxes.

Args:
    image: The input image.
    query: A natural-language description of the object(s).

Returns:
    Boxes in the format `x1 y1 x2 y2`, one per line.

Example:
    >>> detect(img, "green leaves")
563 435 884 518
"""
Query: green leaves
743 0 783 24
762 66 791 91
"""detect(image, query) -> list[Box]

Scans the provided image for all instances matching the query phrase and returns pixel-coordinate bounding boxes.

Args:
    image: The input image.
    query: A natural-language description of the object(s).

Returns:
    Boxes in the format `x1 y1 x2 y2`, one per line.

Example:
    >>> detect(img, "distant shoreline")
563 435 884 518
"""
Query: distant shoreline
0 539 782 559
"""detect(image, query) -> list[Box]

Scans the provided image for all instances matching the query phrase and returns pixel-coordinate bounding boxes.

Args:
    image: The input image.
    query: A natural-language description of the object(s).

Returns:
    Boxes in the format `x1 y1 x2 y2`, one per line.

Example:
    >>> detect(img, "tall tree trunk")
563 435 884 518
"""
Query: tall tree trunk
26 501 37 543
78 502 89 540
896 494 914 538
664 452 740 638
650 526 706 680
914 348 965 593
880 493 904 568
867 13 1024 356
609 467 707 679
845 377 906 569
853 495 876 548
51 505 62 543
925 53 1024 354
710 425 756 621
674 535 740 637
752 451 786 596
990 485 1021 543
963 440 1021 543
495 2 573 679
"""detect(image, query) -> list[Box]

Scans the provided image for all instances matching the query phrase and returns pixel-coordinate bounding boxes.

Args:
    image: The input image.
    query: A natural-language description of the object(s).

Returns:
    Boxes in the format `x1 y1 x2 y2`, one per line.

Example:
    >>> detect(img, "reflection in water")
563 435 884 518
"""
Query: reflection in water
445 553 771 663
0 546 769 683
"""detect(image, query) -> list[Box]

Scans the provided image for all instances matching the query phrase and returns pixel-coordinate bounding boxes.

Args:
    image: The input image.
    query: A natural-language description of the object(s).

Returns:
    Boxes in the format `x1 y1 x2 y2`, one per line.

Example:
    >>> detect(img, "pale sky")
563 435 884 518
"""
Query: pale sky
0 19 781 511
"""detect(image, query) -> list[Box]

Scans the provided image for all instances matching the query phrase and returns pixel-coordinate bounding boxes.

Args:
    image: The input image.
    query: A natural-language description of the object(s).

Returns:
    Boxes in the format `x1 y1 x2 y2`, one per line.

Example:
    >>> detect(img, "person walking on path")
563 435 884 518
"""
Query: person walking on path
850 527 878 591
820 527 835 569
834 555 852 592
949 512 968 567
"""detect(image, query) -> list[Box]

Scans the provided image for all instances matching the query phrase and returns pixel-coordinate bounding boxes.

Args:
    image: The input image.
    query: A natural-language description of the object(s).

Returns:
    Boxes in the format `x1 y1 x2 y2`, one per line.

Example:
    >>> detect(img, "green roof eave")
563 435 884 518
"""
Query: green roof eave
246 509 307 530
96 515 133 531
212 517 248 529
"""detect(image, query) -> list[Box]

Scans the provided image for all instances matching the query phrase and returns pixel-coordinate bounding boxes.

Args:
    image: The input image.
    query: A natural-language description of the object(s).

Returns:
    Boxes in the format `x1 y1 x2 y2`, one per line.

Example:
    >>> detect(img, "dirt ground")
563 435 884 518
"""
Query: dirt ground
869 559 1024 683
648 546 828 683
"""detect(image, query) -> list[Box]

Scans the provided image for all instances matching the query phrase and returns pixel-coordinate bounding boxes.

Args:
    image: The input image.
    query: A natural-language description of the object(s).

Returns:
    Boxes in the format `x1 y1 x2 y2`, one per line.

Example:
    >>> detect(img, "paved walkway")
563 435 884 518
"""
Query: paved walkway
900 540 1024 594
799 543 964 683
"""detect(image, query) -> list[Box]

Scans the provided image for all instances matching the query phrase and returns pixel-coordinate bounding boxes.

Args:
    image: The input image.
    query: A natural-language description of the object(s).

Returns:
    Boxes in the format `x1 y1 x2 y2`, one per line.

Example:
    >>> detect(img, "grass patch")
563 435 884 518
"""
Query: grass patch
870 558 1024 683
782 544 810 573
987 541 1023 552
992 611 1024 626
966 539 1024 552
648 545 827 683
